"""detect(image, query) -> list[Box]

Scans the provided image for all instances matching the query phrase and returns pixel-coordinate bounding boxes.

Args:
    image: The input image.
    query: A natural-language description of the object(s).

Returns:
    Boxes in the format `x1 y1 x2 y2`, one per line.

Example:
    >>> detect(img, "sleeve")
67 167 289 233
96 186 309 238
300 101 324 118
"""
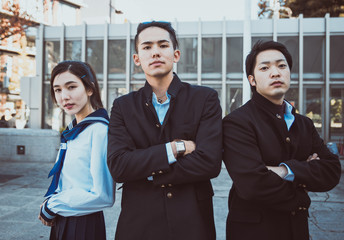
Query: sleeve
152 90 222 185
283 121 341 192
107 99 171 183
45 124 115 217
222 114 311 212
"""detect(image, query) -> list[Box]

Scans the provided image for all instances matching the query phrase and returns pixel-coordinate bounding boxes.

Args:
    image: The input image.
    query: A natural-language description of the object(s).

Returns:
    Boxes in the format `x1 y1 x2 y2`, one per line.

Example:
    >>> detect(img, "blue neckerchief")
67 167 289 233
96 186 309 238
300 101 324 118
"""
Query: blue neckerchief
44 108 109 197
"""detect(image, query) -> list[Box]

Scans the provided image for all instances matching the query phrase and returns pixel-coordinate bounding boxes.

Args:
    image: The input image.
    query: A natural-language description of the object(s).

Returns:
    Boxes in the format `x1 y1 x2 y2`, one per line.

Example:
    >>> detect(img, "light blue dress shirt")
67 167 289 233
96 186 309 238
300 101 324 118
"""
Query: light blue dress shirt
280 100 296 181
152 92 177 165
45 122 115 217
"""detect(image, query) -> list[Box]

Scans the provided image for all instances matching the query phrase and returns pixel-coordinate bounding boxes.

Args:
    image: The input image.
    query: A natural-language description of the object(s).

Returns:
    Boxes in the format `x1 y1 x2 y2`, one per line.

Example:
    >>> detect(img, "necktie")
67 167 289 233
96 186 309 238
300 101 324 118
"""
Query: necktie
44 108 109 197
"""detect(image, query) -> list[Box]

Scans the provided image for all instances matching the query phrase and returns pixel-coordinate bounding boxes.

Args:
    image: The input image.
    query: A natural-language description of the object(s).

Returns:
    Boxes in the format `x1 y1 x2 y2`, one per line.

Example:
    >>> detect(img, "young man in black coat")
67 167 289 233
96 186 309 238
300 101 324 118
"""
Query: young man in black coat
107 21 222 240
223 40 341 240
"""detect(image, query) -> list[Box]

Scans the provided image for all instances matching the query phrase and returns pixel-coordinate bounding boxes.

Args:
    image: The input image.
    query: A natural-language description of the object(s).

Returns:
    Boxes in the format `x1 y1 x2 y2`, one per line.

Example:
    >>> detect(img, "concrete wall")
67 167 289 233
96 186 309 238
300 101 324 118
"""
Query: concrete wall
0 128 60 162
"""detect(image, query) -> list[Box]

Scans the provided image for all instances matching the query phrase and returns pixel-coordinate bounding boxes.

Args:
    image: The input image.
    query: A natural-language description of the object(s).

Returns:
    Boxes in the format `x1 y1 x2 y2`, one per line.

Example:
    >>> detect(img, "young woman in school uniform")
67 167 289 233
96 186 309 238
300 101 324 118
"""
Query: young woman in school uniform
38 61 115 240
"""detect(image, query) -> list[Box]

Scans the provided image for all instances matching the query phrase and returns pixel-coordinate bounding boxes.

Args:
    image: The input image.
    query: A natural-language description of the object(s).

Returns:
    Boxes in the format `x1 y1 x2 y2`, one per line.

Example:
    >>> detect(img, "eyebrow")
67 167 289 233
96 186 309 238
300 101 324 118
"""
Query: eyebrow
53 81 77 88
258 59 286 65
140 39 170 46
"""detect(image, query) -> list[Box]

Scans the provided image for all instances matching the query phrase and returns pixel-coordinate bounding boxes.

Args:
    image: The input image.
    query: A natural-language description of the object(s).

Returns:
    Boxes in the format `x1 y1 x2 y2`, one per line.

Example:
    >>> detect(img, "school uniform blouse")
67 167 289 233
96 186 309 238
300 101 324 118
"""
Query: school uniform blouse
41 122 114 220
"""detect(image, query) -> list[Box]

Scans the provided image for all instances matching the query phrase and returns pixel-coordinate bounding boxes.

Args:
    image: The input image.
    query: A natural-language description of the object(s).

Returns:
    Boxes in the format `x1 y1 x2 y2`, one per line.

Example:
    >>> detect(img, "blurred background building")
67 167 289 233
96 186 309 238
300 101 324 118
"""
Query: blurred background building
0 0 343 145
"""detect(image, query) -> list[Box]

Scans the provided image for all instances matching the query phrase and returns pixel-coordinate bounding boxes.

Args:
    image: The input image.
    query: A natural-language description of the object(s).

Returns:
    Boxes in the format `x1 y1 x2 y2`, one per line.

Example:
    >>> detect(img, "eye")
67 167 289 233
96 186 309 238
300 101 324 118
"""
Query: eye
160 44 168 48
279 63 287 68
260 66 269 71
54 88 61 93
143 46 151 50
68 85 76 90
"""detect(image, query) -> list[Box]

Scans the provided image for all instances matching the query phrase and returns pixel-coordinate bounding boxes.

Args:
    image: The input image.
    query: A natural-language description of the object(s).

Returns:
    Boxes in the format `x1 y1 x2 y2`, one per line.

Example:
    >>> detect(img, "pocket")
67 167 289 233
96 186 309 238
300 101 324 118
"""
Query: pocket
228 208 262 223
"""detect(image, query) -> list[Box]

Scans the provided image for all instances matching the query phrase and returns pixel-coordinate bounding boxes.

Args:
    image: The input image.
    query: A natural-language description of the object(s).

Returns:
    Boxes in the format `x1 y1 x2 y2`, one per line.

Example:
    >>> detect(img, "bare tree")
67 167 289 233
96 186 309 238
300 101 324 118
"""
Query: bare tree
0 2 38 41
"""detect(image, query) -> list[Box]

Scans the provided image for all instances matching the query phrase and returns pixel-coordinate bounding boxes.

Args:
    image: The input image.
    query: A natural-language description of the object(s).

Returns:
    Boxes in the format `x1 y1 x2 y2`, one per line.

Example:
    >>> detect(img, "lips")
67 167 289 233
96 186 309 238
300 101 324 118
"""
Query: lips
150 61 164 66
271 81 283 86
64 103 74 110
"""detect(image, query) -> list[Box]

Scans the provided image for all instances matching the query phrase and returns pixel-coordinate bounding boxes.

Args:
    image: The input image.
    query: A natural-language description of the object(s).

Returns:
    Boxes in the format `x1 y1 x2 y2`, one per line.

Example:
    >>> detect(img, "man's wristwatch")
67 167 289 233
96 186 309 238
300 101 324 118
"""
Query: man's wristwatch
175 141 186 157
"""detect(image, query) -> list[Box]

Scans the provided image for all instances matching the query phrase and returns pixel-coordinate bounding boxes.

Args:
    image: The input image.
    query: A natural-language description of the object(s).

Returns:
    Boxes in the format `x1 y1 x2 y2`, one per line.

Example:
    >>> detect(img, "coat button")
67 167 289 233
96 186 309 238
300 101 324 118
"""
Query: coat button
168 184 172 187
298 207 303 210
156 124 160 128
291 211 296 216
161 184 165 188
286 137 291 143
302 184 306 188
151 172 156 175
302 207 307 210
145 103 149 107
276 114 282 119
158 170 163 174
167 192 173 198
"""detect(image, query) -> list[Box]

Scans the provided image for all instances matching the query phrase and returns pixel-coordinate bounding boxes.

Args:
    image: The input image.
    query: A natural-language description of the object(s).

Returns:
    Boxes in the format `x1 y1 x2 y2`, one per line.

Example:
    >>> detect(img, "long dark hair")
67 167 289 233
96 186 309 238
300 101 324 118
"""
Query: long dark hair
50 60 103 110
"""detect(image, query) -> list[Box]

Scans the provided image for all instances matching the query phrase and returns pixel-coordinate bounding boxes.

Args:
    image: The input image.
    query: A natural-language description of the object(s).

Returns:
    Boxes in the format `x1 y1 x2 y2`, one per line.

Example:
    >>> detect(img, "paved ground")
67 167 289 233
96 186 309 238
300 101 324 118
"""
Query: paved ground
0 160 343 240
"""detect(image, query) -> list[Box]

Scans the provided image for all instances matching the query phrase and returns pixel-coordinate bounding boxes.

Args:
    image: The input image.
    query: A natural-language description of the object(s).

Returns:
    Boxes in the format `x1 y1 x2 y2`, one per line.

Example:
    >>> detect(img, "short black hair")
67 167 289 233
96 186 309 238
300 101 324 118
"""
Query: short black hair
134 21 179 53
50 60 103 110
245 40 293 91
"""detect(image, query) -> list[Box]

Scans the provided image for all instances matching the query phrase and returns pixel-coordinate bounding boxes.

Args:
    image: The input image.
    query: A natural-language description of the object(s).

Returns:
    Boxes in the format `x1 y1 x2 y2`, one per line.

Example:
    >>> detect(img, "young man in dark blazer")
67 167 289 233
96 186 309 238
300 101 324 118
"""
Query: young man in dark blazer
223 41 341 240
107 21 222 240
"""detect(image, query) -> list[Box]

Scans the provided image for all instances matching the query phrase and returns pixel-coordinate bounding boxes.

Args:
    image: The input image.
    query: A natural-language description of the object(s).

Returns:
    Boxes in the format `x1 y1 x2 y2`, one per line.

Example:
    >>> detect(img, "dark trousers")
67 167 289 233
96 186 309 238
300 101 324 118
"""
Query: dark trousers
50 211 106 240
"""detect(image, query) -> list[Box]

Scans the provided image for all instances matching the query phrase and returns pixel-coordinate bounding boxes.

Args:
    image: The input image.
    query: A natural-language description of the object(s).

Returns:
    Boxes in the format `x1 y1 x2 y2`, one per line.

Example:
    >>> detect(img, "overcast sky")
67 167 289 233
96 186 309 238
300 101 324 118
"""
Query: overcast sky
82 0 260 24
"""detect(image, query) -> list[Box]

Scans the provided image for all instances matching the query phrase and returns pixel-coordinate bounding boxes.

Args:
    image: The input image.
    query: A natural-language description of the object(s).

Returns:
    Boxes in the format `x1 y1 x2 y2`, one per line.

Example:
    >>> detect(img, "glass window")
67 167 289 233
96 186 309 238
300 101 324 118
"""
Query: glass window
178 38 197 74
109 40 126 74
227 37 243 74
107 84 127 112
86 40 104 77
43 41 60 129
278 36 299 75
285 87 299 112
330 36 344 81
202 38 222 74
330 88 344 140
305 88 323 135
226 86 242 115
44 41 60 78
303 36 324 80
65 40 81 61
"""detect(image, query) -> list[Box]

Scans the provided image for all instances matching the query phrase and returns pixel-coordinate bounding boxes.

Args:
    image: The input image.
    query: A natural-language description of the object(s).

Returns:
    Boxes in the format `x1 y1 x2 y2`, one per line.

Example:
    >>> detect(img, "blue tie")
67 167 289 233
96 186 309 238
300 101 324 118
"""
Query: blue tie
44 108 109 197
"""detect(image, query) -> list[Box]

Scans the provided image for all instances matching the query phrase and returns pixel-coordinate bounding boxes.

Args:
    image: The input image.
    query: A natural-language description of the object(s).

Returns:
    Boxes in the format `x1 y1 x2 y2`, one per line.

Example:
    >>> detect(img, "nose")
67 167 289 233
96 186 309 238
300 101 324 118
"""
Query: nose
61 89 70 100
151 45 161 58
270 66 281 78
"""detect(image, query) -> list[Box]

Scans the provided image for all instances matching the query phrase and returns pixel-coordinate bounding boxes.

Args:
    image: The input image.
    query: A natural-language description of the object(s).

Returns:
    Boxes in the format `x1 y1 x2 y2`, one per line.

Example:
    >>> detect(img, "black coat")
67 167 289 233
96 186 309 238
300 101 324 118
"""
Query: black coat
108 74 222 240
223 91 341 240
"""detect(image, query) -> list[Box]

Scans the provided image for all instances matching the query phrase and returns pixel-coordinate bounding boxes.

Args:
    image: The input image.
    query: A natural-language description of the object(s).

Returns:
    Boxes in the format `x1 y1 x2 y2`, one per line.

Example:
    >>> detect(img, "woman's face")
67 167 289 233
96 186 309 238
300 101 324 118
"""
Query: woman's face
52 71 93 122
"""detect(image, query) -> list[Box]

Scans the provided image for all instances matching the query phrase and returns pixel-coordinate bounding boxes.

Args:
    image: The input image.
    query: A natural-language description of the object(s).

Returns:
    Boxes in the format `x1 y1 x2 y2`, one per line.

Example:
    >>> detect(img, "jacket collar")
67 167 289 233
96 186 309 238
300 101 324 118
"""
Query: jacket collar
252 91 295 116
143 73 182 102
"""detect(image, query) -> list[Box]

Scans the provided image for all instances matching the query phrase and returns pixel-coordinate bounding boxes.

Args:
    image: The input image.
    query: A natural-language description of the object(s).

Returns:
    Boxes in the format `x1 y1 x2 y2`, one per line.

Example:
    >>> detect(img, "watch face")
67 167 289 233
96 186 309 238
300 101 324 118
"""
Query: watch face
176 141 185 152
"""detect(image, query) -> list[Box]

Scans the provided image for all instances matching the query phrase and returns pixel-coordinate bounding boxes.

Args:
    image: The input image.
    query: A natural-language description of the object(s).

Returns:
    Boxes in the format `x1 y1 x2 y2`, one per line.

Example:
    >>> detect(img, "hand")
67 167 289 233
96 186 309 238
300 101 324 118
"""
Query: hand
183 140 196 155
38 202 55 227
307 153 320 162
266 165 288 179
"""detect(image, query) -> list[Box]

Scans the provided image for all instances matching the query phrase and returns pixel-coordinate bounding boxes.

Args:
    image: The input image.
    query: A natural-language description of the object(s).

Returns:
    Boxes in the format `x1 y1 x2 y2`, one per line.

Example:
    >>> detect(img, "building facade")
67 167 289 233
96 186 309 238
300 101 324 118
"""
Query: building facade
0 0 83 128
34 15 344 142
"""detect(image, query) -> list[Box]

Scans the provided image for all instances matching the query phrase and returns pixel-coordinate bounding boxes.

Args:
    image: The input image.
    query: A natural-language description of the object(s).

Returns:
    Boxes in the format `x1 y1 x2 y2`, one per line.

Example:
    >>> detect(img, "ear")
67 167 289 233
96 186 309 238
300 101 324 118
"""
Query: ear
173 50 181 63
133 54 141 66
248 75 256 87
87 88 93 97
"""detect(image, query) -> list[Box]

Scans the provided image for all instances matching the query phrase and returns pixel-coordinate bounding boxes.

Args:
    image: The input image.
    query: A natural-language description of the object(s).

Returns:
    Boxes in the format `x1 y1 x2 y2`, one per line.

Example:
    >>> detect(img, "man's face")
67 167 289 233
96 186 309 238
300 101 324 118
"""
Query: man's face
133 27 180 79
248 49 290 104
